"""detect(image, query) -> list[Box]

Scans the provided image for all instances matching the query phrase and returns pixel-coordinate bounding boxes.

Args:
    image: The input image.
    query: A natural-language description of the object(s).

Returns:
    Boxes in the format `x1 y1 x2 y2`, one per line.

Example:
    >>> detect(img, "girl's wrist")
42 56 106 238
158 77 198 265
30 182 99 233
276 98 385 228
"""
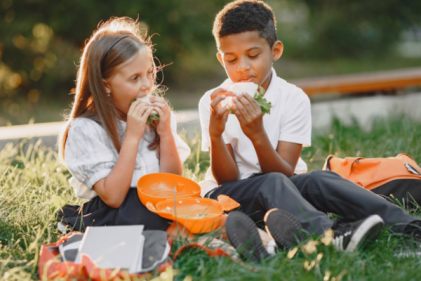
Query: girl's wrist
158 131 173 140
124 132 142 144
157 125 172 137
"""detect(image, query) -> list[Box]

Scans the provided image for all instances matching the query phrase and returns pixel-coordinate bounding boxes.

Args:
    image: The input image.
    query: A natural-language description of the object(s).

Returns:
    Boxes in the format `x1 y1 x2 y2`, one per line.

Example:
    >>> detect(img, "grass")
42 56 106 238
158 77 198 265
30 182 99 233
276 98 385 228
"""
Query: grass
1 115 421 280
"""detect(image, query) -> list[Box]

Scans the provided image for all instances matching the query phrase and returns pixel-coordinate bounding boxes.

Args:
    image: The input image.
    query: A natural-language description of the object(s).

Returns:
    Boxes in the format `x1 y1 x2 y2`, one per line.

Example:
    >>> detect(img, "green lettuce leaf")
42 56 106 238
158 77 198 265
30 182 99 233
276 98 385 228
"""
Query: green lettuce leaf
131 99 160 124
147 113 160 125
254 86 272 115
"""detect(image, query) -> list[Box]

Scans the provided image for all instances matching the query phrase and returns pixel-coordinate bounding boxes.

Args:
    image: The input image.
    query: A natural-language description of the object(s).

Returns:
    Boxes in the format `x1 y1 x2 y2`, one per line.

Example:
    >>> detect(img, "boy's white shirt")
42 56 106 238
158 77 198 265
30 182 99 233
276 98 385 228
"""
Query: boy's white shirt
65 112 191 200
198 68 312 197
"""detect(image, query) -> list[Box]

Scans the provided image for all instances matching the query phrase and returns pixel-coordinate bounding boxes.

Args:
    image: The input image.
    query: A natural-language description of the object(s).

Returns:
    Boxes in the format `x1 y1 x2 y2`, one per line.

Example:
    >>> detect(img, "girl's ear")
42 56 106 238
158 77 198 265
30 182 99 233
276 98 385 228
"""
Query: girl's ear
272 41 283 62
103 79 111 95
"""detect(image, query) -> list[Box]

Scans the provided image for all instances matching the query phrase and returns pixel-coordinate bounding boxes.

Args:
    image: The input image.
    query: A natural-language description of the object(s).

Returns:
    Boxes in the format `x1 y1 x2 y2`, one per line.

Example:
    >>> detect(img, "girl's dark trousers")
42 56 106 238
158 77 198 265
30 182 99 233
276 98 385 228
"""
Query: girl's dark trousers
58 188 171 232
206 170 417 235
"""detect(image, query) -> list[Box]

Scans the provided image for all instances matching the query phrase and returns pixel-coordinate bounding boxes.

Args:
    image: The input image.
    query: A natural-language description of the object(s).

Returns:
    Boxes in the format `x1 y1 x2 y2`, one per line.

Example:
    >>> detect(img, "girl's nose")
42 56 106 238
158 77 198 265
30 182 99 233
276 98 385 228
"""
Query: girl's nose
139 76 152 92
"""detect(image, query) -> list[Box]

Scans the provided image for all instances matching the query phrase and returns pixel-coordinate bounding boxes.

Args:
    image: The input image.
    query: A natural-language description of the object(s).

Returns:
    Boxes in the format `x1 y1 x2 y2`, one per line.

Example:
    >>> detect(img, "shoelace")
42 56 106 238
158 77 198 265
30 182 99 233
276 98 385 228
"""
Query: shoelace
332 216 357 229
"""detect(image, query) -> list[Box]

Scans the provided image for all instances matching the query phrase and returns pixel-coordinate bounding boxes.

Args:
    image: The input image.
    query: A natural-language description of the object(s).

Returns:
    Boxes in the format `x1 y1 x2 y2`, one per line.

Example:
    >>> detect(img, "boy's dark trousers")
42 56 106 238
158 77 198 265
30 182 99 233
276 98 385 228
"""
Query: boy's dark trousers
206 170 416 235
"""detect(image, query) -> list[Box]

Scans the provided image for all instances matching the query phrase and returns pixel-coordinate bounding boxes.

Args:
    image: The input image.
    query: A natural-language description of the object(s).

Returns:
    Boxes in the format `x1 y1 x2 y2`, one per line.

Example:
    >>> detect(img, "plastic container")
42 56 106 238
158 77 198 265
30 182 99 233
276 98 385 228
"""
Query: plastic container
137 173 201 206
146 195 239 233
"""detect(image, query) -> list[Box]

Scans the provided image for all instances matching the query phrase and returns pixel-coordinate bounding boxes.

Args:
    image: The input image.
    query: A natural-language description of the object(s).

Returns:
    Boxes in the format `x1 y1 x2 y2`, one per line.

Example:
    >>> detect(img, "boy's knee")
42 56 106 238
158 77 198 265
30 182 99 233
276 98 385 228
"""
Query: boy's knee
259 173 292 193
307 170 341 183
308 170 330 181
264 172 289 183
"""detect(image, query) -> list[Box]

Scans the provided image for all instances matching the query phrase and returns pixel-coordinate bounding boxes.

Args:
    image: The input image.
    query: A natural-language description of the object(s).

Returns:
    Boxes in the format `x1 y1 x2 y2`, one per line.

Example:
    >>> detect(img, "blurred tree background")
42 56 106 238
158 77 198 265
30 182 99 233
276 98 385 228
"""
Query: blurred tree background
1 0 421 126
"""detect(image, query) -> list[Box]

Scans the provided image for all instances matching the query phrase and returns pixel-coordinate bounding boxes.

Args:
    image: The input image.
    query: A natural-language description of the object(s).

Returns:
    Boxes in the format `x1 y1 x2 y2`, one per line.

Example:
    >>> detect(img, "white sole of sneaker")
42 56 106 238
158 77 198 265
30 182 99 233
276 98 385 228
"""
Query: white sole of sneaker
345 214 384 252
264 208 305 250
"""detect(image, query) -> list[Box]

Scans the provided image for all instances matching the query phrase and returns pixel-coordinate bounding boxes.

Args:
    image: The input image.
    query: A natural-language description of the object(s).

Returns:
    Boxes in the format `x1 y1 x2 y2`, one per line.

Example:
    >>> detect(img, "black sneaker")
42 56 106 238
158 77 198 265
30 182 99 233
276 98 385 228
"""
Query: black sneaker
402 220 421 249
225 211 270 262
264 208 305 250
331 214 384 252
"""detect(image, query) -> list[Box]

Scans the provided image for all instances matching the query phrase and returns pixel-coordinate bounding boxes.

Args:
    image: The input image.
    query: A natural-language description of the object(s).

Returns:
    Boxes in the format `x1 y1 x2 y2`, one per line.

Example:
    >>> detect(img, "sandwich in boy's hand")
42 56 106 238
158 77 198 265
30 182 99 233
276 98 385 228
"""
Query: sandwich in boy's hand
223 82 272 115
131 96 160 124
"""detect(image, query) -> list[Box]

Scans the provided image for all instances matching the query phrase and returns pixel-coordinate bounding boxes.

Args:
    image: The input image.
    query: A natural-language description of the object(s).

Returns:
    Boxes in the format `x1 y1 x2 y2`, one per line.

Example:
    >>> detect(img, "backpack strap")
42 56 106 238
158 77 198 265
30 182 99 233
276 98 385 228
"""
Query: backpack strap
323 155 335 171
323 155 364 178
173 243 258 272
173 243 230 260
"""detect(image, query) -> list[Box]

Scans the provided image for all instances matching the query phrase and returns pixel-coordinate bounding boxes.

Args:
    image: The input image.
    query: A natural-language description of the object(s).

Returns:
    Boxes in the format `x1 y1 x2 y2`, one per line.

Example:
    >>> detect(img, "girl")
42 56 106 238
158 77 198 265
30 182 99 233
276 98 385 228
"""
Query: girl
57 17 191 233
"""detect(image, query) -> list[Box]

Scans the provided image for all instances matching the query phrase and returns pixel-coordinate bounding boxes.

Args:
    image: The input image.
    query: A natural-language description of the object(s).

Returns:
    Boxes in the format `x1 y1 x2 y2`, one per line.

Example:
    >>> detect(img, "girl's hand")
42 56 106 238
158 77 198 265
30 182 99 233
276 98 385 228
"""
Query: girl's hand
150 96 172 137
209 88 235 139
232 93 265 142
125 99 153 142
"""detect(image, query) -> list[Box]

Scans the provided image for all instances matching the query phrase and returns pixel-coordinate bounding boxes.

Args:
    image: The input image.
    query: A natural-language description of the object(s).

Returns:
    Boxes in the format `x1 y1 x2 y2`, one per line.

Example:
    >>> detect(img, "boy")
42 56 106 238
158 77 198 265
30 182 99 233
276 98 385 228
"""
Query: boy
199 0 421 253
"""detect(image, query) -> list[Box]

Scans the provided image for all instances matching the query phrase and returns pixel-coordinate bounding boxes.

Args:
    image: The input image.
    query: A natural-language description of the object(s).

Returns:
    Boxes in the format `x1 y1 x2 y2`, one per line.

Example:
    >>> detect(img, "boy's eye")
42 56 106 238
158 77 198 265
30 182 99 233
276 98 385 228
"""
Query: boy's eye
249 54 260 58
132 76 139 81
227 58 237 63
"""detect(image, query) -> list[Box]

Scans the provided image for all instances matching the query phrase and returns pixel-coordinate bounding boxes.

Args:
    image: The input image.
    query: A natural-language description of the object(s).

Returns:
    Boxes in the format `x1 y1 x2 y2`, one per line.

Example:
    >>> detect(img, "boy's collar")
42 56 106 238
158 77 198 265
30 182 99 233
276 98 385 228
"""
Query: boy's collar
263 68 276 99
265 67 276 93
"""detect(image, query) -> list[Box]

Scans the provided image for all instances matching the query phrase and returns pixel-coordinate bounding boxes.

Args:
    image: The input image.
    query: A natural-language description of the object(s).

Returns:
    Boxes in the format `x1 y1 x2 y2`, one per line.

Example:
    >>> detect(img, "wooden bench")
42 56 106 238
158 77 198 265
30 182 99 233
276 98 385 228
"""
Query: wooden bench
290 67 421 96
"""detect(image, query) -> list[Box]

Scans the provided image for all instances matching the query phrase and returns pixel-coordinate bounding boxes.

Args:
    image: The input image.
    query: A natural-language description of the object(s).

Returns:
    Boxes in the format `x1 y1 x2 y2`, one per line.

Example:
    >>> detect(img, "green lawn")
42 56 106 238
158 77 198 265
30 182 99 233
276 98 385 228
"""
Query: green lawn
1 115 421 280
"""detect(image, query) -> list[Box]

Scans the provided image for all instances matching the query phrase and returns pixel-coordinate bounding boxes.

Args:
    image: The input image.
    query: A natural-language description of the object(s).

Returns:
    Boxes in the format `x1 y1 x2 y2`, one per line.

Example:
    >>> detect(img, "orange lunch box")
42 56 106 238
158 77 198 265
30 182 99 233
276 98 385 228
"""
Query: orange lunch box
137 173 239 233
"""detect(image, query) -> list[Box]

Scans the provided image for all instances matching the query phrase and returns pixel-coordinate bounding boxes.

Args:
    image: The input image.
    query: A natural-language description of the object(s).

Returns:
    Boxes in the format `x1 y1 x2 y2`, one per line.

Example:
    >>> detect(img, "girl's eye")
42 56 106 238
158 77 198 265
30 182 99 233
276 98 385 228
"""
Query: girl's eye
132 76 139 81
227 58 237 63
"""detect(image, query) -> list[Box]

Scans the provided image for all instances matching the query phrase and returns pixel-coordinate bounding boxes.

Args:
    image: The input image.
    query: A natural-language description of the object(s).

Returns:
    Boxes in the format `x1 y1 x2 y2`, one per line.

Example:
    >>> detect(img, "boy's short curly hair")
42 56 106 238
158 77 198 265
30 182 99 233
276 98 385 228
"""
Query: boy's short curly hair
213 0 277 48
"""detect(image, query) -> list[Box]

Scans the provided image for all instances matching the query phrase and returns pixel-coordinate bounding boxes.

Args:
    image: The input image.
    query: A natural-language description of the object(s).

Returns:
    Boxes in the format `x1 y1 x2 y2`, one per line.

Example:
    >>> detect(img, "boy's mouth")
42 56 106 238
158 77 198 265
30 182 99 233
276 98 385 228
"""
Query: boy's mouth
239 76 255 82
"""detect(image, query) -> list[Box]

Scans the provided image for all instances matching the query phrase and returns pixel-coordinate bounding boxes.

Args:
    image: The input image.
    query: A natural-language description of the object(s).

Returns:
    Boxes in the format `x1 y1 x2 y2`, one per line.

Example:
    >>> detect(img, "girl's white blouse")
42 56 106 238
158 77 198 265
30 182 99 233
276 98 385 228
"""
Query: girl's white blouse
65 113 191 199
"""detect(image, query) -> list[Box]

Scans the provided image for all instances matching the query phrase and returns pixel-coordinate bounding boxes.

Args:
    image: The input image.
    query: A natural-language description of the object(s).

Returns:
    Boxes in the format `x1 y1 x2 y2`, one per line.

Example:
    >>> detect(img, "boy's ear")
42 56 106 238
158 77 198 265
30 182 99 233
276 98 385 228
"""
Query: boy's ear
103 79 111 95
216 52 224 67
272 41 283 62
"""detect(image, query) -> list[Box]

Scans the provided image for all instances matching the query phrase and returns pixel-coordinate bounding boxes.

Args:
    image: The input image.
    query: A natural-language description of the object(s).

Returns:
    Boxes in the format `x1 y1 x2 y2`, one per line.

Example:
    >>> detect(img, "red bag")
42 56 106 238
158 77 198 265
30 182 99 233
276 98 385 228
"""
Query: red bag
38 231 171 281
38 232 239 280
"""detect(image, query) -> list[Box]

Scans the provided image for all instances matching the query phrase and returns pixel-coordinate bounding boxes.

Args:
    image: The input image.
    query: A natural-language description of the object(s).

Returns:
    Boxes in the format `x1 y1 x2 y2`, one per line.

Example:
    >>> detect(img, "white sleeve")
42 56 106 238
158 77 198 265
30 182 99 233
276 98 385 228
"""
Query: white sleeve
199 89 232 151
171 112 191 162
65 120 116 189
199 94 212 151
279 92 312 146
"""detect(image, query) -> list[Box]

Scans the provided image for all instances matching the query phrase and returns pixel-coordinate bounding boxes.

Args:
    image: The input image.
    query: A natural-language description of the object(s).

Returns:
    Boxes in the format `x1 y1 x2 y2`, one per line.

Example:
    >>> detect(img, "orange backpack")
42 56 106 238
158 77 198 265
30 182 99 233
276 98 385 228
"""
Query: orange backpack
323 153 421 206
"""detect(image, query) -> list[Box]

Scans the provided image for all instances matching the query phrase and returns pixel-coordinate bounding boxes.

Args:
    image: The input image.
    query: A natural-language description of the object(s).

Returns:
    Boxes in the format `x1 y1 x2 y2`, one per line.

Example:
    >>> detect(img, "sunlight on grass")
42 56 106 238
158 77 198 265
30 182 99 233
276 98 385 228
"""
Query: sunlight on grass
0 115 421 280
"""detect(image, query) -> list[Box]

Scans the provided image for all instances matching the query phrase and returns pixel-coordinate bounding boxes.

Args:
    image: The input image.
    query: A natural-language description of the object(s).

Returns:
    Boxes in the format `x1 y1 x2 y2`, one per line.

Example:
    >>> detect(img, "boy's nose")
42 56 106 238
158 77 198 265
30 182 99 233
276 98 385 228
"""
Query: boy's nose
237 59 251 72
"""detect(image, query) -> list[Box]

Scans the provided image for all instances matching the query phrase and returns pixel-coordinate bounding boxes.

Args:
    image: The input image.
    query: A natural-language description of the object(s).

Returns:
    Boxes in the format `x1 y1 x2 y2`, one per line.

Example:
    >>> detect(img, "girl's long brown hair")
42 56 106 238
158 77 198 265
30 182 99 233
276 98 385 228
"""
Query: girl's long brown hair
58 17 161 161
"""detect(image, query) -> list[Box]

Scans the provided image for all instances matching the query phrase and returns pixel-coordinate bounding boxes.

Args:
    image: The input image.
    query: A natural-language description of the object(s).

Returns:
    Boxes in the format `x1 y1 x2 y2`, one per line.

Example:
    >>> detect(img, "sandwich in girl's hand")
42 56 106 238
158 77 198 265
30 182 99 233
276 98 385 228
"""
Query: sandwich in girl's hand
222 82 272 115
132 96 160 124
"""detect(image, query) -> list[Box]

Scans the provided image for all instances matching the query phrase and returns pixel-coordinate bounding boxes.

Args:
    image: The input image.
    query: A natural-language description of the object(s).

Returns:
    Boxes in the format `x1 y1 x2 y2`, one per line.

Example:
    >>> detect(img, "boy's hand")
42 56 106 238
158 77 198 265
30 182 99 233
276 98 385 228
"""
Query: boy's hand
232 93 265 142
150 96 172 137
209 88 235 139
126 99 154 142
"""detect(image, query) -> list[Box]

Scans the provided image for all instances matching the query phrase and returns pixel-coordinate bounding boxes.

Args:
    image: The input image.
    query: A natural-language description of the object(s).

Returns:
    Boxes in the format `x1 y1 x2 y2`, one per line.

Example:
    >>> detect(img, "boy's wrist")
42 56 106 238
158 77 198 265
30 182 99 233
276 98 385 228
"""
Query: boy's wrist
210 134 224 142
249 130 269 146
